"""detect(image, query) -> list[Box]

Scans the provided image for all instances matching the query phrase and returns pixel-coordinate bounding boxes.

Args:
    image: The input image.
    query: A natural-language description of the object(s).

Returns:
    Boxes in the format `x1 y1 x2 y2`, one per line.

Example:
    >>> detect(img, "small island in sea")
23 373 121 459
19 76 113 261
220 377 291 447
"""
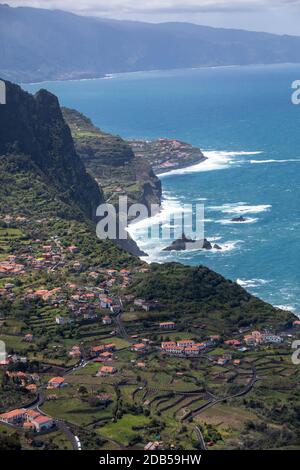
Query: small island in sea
231 216 249 223
163 234 222 252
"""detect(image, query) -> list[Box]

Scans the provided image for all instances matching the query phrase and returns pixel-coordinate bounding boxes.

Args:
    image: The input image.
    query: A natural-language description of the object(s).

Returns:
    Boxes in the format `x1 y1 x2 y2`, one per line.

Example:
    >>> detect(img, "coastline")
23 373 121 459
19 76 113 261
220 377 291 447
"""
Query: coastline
126 152 209 259
21 73 300 315
155 154 207 176
127 151 299 316
20 62 300 86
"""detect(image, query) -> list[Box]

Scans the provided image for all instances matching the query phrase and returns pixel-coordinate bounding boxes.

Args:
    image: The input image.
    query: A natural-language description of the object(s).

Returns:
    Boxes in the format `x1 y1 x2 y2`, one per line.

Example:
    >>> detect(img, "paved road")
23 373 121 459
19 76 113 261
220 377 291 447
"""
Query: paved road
194 425 207 450
186 365 257 421
24 381 82 450
115 309 134 343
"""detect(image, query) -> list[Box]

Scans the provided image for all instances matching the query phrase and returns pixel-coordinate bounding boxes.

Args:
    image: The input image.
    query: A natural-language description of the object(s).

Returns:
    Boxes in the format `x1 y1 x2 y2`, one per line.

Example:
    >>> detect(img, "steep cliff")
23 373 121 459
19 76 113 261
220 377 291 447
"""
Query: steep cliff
0 80 103 220
62 107 162 212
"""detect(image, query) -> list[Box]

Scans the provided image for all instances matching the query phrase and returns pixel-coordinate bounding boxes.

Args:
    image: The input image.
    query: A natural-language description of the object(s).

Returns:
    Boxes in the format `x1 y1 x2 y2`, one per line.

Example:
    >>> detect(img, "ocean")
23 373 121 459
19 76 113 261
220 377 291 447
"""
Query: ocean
24 64 300 314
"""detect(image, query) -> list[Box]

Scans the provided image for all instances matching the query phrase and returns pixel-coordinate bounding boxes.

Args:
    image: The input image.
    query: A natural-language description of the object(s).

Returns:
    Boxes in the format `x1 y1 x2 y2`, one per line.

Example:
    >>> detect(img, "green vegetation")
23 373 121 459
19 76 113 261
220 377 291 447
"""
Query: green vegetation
0 82 299 451
63 108 161 211
129 263 293 335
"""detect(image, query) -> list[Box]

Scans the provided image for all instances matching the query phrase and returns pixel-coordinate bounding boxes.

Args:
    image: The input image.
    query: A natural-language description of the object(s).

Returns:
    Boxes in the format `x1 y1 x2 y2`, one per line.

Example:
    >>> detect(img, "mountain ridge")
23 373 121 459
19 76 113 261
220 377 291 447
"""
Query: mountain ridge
1 4 300 82
0 79 299 451
0 79 103 220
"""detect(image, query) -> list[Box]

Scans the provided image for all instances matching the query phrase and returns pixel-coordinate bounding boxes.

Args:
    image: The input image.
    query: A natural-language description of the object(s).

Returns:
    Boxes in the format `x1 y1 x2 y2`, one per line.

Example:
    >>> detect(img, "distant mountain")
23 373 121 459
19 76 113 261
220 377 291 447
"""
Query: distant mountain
1 4 300 82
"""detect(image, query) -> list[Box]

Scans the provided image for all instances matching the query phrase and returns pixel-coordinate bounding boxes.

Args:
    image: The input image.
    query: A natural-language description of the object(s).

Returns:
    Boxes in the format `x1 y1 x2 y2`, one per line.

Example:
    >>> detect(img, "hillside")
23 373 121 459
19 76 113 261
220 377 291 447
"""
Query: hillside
0 81 299 451
1 4 300 82
130 263 293 333
0 80 103 221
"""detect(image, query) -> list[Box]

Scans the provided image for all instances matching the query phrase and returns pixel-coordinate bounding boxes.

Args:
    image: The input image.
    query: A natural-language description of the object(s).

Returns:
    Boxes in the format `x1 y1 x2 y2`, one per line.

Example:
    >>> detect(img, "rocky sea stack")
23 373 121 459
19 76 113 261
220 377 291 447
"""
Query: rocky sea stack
163 234 222 252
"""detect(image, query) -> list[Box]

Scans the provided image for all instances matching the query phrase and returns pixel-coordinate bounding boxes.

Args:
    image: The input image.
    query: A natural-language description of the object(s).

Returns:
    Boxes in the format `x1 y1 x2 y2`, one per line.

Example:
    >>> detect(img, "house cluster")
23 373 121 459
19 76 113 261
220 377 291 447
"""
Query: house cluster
243 330 283 346
24 278 122 326
130 137 201 173
0 260 25 276
161 339 209 356
66 282 122 321
30 287 62 302
134 298 159 312
6 370 40 392
0 353 28 367
0 215 28 225
97 267 134 291
159 321 176 330
0 408 54 433
0 283 17 300
67 288 103 322
68 345 81 358
5 242 65 277
90 343 116 362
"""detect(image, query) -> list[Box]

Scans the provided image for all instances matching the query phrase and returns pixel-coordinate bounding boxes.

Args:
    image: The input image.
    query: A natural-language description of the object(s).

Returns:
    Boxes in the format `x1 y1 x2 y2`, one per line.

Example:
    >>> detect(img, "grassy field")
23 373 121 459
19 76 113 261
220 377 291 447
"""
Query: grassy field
42 396 115 427
97 414 151 446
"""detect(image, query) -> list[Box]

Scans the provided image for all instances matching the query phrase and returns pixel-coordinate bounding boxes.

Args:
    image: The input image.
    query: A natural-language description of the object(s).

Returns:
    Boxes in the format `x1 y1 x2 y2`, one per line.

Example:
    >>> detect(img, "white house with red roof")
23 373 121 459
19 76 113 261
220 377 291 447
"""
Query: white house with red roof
159 322 176 329
131 343 147 353
30 415 54 432
47 377 66 389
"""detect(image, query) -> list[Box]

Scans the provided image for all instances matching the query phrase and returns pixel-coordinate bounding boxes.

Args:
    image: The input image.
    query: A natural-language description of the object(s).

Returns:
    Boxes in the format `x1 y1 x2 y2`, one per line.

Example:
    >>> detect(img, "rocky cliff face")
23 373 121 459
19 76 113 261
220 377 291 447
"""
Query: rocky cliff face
62 108 134 168
0 80 103 220
62 107 161 256
63 107 162 211
134 161 162 212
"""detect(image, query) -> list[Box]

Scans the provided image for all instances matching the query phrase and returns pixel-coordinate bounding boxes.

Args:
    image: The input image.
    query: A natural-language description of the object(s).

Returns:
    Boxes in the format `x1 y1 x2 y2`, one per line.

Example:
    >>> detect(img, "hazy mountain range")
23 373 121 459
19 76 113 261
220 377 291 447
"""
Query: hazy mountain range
1 3 300 83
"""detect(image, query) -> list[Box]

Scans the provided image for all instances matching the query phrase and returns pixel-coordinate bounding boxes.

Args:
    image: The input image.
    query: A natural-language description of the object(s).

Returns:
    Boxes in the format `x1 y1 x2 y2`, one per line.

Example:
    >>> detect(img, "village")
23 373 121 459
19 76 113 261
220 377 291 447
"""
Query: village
128 138 206 174
0 220 300 450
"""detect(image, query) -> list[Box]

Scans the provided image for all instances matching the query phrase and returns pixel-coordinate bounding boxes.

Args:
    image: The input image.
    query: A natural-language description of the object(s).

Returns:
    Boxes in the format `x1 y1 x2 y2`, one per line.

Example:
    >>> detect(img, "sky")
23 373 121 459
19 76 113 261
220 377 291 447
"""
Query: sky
4 0 300 35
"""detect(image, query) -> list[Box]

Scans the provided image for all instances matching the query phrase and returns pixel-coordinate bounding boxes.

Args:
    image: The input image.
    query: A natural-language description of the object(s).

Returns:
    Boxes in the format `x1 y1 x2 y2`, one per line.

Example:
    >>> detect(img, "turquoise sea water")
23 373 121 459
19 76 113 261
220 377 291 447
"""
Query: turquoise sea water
24 64 300 314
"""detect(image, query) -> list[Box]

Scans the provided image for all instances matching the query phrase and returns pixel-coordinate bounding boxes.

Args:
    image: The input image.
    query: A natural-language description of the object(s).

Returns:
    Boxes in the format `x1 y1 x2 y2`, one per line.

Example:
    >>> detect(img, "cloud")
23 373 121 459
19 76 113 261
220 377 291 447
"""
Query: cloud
4 0 298 16
4 0 300 35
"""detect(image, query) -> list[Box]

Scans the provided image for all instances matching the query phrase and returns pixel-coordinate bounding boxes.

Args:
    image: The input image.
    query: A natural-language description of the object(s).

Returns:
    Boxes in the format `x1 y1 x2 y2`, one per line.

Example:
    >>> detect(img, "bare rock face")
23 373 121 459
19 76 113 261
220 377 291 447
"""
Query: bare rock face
163 234 222 252
231 216 248 222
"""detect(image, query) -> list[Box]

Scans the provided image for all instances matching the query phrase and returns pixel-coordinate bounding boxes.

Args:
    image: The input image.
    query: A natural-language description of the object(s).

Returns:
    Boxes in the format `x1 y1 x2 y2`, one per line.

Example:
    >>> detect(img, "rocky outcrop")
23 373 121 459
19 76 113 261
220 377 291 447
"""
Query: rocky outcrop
231 216 248 222
63 107 161 256
163 234 222 252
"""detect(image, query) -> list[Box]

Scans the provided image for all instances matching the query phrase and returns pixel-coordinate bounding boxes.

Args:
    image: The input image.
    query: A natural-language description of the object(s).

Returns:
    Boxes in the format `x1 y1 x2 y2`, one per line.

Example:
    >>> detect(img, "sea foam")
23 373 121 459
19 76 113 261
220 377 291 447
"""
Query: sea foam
209 202 271 215
250 159 300 164
158 150 263 177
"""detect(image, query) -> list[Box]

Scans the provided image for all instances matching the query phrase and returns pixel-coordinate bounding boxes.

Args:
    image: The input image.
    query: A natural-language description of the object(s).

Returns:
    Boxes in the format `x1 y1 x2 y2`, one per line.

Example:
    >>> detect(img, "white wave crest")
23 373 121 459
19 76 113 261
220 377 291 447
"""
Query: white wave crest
158 150 263 176
250 159 300 164
237 278 270 288
209 202 271 215
275 305 297 313
217 217 258 225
